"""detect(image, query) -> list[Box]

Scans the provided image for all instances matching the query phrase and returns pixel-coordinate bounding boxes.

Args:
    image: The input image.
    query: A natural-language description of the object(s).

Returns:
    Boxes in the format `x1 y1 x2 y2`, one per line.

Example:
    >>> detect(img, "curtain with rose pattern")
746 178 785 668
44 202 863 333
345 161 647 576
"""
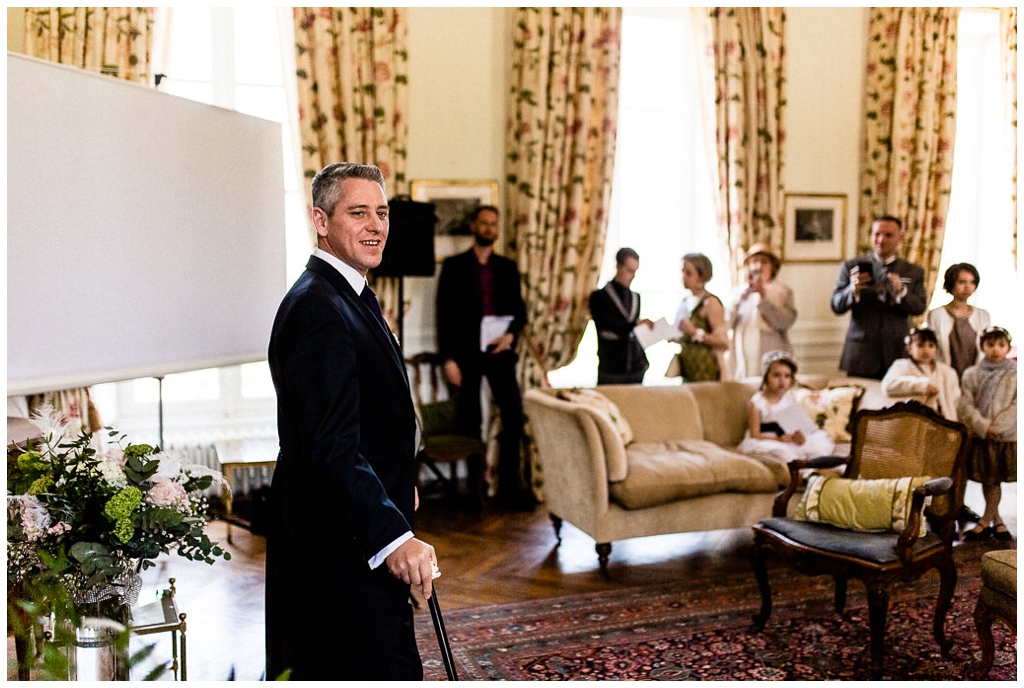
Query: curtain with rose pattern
23 7 153 84
859 8 959 300
505 7 623 392
693 7 787 279
292 7 409 329
1000 8 1018 265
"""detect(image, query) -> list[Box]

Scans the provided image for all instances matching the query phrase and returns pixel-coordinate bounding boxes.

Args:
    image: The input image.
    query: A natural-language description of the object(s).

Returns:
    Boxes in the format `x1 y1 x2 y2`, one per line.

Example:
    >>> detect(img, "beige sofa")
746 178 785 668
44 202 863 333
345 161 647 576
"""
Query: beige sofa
524 377 879 574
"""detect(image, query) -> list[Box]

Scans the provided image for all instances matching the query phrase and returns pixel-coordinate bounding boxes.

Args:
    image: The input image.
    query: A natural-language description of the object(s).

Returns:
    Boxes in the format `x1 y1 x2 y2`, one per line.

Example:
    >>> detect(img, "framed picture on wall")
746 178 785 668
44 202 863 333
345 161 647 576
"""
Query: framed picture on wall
410 179 499 261
782 193 847 263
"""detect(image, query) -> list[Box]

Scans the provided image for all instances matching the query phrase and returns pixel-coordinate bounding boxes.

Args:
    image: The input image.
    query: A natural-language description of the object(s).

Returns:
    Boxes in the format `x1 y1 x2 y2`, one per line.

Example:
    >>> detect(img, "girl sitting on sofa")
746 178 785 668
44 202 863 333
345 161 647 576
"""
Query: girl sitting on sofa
738 351 835 461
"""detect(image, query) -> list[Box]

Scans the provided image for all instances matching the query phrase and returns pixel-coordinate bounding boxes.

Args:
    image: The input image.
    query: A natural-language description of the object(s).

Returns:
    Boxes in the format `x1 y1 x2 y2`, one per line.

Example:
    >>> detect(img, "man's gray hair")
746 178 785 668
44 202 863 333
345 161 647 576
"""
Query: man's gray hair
312 163 386 216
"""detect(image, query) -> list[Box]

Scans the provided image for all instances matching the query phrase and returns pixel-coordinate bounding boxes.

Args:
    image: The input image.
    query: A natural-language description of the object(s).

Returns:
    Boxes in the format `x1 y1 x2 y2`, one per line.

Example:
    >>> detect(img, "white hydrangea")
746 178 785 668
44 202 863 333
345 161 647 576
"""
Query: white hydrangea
96 458 128 488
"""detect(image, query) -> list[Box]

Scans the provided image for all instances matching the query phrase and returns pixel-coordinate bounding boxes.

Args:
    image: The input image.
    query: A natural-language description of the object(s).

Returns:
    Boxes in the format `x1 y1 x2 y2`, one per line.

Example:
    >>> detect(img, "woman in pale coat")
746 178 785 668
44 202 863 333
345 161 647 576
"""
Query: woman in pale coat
926 262 990 379
728 243 797 379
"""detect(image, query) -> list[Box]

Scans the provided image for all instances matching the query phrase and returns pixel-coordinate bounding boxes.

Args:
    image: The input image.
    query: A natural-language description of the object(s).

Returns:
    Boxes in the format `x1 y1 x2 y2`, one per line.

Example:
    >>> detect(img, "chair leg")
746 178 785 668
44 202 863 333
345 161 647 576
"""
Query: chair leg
971 599 997 679
933 557 957 656
596 543 612 578
549 514 563 545
865 582 890 679
750 537 772 628
833 575 848 615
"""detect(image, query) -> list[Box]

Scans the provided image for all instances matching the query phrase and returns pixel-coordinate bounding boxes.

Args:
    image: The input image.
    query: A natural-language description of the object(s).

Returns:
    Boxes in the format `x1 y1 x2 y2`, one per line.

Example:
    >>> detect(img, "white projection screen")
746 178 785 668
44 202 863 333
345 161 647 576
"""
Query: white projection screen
7 53 287 396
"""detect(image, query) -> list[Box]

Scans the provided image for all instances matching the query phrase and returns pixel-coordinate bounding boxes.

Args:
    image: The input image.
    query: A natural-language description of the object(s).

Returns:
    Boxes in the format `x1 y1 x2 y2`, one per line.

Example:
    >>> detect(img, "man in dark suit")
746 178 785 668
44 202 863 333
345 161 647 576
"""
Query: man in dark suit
590 247 652 385
265 163 437 680
830 215 928 379
436 205 533 511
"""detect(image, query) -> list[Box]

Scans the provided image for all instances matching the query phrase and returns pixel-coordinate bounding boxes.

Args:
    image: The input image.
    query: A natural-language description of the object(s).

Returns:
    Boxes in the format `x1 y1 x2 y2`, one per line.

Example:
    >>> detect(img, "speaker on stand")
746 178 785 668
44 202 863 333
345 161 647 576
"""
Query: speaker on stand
374 197 438 346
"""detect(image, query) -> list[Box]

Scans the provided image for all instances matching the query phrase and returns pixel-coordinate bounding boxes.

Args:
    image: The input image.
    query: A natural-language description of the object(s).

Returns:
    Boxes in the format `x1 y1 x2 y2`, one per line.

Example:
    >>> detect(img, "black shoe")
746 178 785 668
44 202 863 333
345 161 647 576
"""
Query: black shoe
958 505 983 523
494 490 536 512
992 524 1014 542
963 525 994 542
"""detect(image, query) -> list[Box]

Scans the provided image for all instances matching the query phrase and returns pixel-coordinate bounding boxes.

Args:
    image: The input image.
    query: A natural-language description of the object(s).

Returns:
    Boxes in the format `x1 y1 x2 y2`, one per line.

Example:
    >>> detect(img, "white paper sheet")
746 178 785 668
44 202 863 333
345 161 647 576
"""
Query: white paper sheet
480 315 515 351
633 317 677 350
772 402 819 437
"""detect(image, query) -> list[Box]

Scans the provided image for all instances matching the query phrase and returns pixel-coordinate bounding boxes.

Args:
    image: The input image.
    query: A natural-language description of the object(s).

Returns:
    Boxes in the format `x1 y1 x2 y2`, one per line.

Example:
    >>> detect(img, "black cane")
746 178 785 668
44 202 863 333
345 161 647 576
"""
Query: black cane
428 587 458 681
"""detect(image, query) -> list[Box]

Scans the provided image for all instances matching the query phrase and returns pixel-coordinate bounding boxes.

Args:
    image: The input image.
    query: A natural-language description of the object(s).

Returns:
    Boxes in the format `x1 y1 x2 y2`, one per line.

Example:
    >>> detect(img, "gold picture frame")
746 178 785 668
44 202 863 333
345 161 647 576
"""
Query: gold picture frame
410 179 499 261
782 193 847 263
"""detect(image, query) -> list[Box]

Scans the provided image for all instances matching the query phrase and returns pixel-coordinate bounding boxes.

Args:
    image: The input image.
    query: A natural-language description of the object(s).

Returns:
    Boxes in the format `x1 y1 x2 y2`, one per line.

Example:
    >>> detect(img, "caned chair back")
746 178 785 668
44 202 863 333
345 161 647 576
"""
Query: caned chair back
844 400 968 521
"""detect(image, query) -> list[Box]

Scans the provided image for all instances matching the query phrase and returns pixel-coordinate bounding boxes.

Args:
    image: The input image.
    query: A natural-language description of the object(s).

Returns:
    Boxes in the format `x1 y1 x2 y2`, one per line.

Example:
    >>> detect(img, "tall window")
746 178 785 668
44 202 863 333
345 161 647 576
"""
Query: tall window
548 8 720 388
92 8 302 440
931 9 1017 336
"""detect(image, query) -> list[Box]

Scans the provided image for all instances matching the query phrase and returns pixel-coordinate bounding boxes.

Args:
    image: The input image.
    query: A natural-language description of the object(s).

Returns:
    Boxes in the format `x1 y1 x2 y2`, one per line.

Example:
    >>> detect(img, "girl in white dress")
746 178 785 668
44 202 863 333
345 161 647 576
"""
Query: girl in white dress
738 351 835 461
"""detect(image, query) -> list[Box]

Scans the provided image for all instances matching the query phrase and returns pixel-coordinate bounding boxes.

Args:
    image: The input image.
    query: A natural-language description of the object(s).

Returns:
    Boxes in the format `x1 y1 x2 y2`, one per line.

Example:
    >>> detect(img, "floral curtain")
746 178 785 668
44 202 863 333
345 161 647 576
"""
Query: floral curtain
692 7 787 280
506 7 623 391
22 7 153 83
1000 8 1018 265
292 7 409 329
859 8 959 299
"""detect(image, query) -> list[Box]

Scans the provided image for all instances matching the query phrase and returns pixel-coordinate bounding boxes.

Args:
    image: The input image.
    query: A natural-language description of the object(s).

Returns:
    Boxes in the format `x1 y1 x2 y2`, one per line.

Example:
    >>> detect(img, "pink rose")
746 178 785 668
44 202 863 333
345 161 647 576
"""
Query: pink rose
148 478 188 509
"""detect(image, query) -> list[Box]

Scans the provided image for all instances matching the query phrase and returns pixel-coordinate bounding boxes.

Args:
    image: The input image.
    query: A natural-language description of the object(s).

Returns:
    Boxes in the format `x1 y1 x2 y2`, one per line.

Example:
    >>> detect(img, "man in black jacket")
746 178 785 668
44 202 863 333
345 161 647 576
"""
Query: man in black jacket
266 163 436 679
590 247 652 385
830 215 927 379
436 205 533 511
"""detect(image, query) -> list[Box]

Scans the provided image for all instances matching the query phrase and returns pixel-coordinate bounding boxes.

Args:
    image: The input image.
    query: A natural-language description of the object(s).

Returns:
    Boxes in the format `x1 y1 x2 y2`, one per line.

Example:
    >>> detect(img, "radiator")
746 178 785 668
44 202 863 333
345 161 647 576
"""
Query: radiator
168 443 274 498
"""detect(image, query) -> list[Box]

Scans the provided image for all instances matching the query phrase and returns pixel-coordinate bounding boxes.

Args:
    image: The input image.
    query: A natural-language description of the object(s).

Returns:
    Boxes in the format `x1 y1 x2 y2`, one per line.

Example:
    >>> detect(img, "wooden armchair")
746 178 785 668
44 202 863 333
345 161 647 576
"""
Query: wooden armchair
750 400 968 678
406 352 486 509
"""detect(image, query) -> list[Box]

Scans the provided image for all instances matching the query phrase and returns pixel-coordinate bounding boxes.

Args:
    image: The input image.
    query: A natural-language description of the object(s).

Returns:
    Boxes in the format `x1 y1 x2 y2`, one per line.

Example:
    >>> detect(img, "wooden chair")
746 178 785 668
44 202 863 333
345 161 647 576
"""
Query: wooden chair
750 400 969 678
406 352 486 509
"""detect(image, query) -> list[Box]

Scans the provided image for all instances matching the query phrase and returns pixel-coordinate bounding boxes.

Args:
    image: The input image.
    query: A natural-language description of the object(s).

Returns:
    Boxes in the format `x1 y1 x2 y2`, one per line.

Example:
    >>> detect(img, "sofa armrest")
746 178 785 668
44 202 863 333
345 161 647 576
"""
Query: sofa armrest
524 390 615 518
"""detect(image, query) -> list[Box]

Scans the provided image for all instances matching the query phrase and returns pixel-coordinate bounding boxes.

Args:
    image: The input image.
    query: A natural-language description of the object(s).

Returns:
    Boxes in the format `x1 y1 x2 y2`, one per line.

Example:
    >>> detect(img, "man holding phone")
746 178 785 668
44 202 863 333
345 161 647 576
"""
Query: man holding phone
830 215 927 379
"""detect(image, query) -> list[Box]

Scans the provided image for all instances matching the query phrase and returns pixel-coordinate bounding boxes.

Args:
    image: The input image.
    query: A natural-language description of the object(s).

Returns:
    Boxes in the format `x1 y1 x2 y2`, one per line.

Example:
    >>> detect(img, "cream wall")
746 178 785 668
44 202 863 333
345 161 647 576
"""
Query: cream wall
8 7 868 374
781 7 868 374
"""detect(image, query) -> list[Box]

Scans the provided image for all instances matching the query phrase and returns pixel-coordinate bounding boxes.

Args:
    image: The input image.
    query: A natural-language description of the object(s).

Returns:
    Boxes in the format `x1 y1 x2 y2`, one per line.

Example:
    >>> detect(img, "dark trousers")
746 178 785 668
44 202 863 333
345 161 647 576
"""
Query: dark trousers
454 350 525 495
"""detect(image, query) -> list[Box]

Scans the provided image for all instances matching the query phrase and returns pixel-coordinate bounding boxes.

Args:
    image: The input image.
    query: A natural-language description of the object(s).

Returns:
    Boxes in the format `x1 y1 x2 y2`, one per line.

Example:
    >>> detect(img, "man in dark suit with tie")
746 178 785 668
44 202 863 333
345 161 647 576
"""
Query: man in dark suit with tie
265 163 437 680
830 215 928 379
436 205 534 511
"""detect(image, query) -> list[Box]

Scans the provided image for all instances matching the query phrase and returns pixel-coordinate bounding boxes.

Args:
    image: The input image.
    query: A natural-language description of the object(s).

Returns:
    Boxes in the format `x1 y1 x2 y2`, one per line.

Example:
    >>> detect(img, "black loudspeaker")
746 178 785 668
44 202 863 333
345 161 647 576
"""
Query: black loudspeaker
376 198 437 277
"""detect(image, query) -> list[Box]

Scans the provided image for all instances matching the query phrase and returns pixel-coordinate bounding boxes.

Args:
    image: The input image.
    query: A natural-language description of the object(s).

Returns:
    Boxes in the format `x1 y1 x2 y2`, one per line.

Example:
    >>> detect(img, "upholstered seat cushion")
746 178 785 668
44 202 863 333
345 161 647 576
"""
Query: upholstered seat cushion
756 517 942 564
610 439 778 509
980 550 1017 598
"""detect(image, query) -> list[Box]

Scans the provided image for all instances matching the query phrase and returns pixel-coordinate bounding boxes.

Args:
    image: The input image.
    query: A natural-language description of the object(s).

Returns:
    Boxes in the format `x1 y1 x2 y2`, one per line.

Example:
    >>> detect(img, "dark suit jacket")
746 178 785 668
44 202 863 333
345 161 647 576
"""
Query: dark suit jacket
436 249 527 366
589 281 648 379
265 255 418 680
830 254 927 379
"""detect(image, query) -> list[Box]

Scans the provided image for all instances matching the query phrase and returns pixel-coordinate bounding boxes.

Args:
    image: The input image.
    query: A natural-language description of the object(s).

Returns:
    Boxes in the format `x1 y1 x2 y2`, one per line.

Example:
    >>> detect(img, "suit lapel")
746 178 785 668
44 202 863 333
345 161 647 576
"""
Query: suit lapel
305 257 409 383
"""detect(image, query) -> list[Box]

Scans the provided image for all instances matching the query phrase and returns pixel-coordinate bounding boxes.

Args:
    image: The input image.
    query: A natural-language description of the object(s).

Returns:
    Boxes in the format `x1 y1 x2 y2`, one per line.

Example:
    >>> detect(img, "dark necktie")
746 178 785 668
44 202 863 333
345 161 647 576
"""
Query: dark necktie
360 285 391 337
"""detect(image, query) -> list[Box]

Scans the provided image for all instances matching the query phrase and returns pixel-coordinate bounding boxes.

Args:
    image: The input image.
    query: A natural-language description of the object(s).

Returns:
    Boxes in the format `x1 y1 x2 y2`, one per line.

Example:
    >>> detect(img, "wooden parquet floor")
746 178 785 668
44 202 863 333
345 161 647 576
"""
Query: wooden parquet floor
7 482 1014 681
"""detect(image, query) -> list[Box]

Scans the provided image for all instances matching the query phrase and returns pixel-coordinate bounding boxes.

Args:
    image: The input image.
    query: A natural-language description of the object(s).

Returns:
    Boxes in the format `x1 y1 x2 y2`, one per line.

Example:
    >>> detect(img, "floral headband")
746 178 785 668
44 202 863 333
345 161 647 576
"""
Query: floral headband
761 350 797 375
904 326 937 345
979 326 1012 344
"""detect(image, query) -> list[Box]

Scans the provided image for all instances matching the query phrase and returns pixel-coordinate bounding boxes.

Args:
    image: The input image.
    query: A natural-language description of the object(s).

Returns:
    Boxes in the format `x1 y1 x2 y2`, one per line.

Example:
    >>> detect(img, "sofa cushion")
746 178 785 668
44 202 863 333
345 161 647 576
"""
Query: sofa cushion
556 389 633 445
687 381 760 447
792 385 864 442
597 386 706 443
609 439 779 510
793 474 930 534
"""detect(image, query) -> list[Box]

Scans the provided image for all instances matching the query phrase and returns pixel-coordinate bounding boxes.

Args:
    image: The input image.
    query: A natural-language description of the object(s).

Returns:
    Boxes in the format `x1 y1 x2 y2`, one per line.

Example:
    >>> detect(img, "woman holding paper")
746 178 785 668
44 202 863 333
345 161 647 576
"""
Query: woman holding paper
727 243 797 379
590 247 652 384
738 351 834 461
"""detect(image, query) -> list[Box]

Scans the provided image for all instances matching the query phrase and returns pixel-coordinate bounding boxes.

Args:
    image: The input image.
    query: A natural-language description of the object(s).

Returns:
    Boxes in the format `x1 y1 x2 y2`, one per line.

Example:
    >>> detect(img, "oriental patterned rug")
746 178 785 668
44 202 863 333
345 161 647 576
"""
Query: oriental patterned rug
417 542 1016 681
